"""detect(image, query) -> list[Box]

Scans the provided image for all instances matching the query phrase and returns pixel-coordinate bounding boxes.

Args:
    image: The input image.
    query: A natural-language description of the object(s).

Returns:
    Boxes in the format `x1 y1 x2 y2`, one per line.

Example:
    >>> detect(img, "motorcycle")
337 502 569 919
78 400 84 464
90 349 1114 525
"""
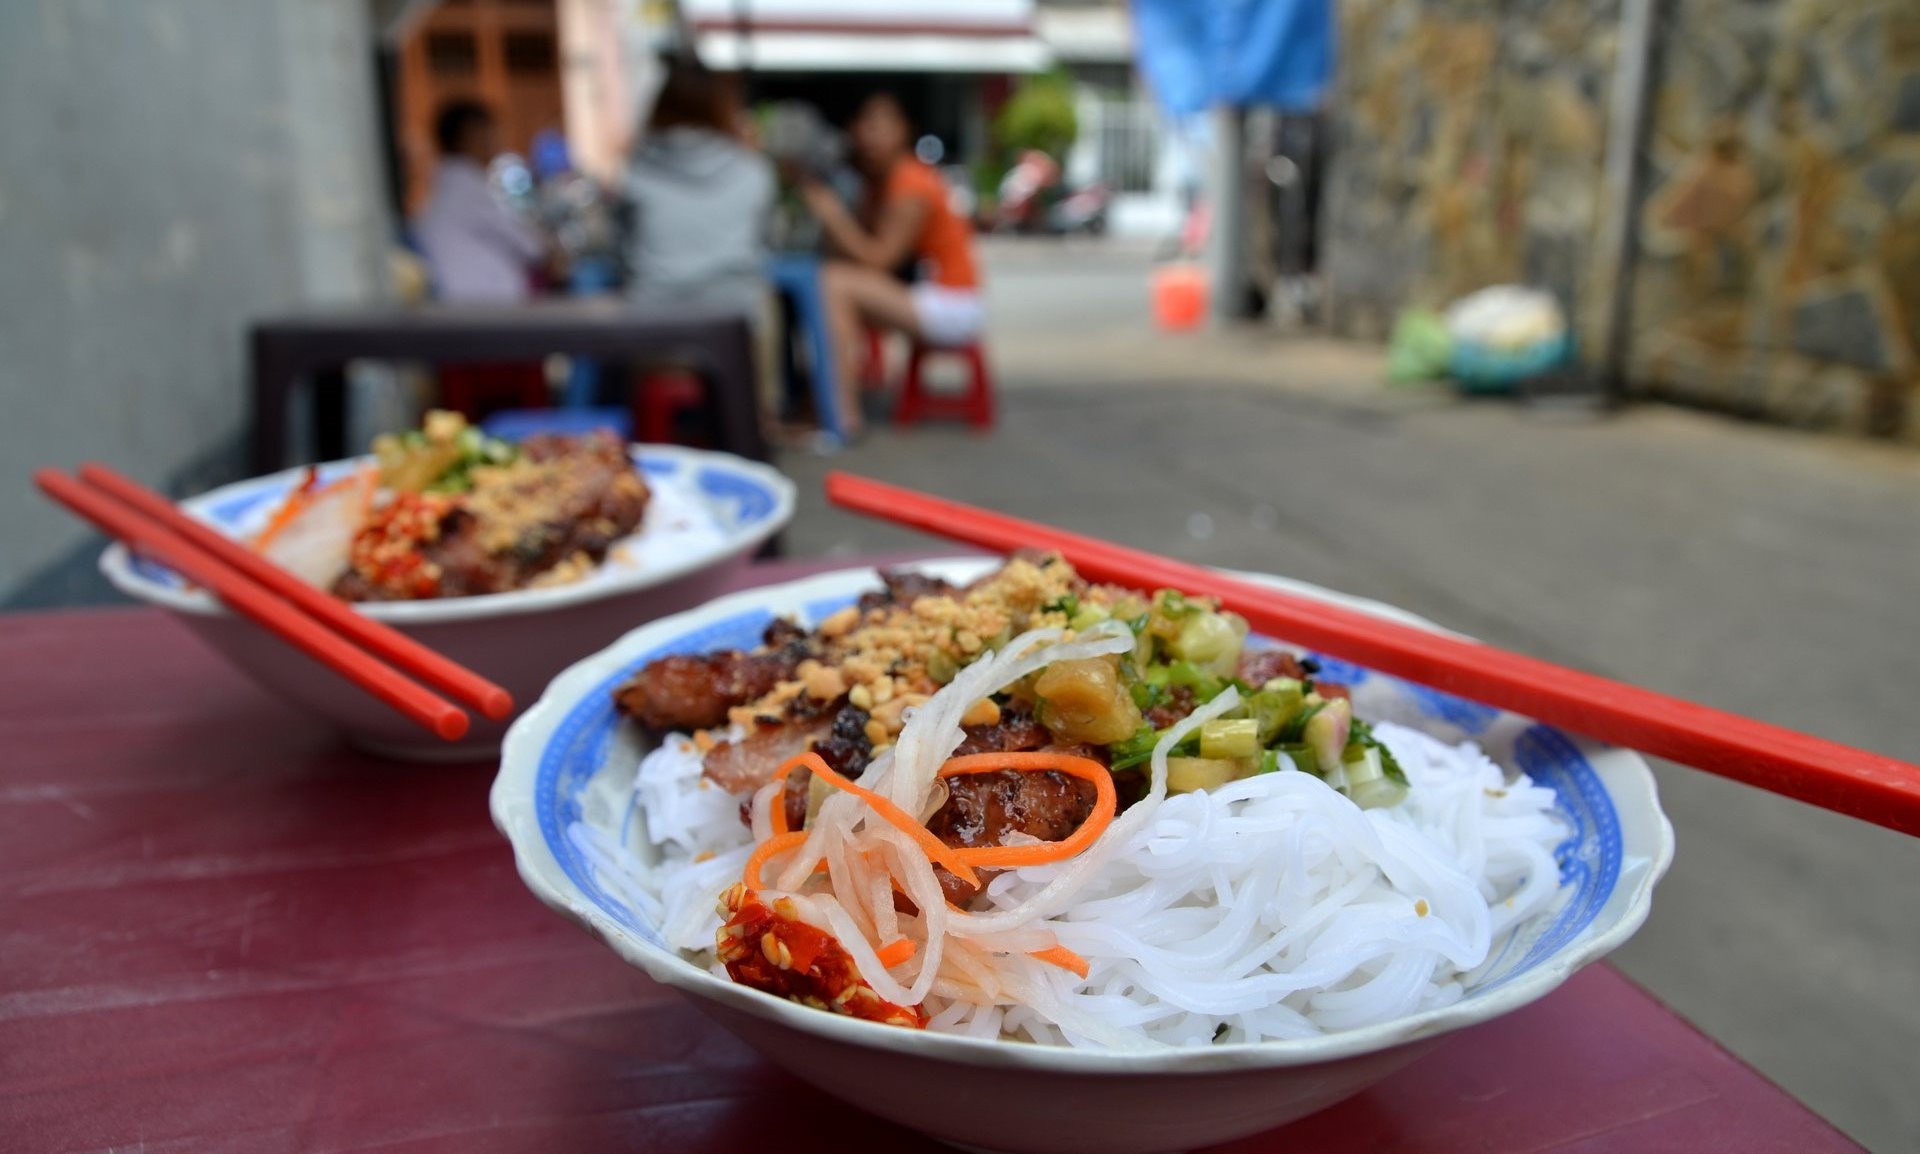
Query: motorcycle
1047 180 1110 236
993 149 1060 233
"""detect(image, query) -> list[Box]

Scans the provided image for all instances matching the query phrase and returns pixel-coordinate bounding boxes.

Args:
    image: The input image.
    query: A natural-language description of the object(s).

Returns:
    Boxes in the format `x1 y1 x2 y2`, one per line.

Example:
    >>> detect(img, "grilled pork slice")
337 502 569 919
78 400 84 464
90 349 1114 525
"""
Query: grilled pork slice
614 614 817 735
924 706 1102 907
613 649 805 733
856 568 957 612
335 431 647 601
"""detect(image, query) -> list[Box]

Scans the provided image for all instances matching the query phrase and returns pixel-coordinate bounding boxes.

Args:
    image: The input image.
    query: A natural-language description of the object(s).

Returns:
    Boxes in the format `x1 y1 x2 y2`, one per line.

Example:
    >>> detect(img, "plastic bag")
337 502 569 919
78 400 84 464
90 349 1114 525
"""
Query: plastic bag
1386 309 1453 384
1444 286 1566 349
1443 286 1572 392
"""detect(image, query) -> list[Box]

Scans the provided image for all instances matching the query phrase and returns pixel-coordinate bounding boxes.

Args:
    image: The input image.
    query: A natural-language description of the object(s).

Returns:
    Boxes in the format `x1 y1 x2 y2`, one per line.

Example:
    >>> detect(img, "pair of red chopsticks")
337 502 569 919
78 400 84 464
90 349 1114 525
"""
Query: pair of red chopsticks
35 465 512 740
825 472 1920 838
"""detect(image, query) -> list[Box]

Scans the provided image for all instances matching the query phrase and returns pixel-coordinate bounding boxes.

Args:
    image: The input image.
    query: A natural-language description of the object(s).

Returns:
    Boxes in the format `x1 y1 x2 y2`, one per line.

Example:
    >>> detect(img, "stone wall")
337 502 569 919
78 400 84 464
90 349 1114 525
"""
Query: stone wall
1626 0 1920 436
1321 0 1920 440
1321 0 1621 349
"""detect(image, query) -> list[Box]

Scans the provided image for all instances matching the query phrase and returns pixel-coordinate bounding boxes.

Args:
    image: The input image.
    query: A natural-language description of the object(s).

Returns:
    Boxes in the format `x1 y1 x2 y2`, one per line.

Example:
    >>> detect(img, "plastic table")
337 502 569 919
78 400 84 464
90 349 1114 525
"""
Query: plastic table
247 300 765 473
0 558 1861 1153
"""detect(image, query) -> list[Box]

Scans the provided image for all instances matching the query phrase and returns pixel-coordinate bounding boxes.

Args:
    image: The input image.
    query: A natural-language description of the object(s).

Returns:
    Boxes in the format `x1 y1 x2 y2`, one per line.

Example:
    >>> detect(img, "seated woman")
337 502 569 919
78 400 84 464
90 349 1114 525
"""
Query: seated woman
625 57 780 437
625 57 774 318
797 93 983 438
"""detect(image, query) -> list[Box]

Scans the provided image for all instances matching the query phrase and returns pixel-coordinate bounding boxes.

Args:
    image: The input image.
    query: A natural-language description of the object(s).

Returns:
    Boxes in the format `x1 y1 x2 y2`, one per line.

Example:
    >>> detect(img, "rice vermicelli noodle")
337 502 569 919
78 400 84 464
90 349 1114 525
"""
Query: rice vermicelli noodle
579 614 1568 1049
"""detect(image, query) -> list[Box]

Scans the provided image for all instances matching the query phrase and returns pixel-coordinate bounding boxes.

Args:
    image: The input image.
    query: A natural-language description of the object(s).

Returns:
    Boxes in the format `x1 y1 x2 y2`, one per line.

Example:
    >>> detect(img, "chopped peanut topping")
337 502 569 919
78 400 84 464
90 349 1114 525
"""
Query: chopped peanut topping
817 606 861 637
961 698 1002 727
724 557 1081 730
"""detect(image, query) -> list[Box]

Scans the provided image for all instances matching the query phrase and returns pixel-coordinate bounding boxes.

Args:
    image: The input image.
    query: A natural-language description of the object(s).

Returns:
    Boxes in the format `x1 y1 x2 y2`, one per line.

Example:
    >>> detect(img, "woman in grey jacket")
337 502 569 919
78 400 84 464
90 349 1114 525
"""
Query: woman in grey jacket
625 59 774 319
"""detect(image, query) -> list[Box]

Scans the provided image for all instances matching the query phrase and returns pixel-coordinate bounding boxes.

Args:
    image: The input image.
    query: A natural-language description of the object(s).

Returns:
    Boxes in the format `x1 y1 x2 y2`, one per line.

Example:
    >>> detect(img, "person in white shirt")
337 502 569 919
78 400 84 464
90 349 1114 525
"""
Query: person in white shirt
413 101 547 303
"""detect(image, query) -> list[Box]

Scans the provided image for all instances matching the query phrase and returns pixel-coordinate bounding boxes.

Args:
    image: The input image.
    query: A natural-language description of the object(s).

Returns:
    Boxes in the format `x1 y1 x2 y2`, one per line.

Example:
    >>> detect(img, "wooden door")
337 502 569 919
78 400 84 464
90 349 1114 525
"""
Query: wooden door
395 0 565 213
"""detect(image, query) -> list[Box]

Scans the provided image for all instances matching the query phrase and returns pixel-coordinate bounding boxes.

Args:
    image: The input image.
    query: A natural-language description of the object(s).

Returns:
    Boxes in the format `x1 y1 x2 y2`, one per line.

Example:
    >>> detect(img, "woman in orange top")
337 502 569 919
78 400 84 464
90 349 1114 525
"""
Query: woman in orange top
798 92 983 438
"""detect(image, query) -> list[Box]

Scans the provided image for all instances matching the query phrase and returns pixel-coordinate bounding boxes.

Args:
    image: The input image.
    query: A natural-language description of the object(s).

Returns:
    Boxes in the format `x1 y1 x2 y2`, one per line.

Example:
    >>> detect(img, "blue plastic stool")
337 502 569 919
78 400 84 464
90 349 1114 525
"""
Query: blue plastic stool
561 257 622 408
764 254 847 444
481 406 632 442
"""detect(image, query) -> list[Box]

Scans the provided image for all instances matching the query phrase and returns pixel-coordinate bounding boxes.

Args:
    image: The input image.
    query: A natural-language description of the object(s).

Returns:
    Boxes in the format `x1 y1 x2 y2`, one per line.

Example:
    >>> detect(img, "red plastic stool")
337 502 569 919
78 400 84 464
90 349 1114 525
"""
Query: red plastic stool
438 363 550 421
893 341 996 429
860 327 889 390
634 369 708 445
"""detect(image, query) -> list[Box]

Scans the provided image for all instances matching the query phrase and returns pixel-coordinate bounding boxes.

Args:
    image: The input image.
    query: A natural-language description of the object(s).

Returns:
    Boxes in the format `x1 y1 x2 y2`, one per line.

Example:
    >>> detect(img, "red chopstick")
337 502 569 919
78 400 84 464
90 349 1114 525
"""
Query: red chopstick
825 472 1920 837
77 463 512 721
36 469 476 741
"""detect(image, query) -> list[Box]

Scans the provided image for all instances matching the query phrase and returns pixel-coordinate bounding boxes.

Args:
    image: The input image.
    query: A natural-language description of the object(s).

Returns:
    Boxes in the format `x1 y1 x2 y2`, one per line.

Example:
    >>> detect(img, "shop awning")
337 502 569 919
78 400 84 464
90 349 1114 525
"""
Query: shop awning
683 0 1049 73
1034 7 1133 65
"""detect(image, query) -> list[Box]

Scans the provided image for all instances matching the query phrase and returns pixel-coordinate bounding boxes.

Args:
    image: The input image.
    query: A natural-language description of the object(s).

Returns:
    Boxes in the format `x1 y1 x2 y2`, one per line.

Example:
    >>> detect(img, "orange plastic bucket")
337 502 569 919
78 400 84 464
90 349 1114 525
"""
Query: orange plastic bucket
1151 263 1209 331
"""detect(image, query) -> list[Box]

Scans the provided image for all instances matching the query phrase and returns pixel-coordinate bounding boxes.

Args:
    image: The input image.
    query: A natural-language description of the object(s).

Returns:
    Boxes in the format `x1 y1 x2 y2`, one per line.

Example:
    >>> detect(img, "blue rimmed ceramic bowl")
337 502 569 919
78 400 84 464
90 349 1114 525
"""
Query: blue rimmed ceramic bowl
100 445 794 760
491 558 1673 1154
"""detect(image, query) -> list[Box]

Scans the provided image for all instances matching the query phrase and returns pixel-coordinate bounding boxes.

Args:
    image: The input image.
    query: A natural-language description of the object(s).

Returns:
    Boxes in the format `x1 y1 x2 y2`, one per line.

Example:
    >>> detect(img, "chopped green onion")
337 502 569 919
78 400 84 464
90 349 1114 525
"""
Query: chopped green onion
1343 745 1386 787
1347 719 1409 786
1200 718 1260 760
1166 756 1243 794
1172 611 1240 666
1109 724 1161 772
1245 679 1306 744
1165 661 1224 699
1068 605 1111 631
1157 604 1243 679
926 649 959 685
1344 749 1407 809
1279 699 1326 743
1124 613 1157 668
1110 723 1196 772
1276 741 1319 776
1348 778 1408 809
1152 589 1199 619
1304 698 1354 775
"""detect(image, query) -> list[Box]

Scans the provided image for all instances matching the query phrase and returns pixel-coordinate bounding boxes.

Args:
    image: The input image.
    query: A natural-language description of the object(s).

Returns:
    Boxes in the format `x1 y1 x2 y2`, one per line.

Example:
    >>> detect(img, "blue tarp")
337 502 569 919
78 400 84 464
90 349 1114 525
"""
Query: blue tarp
1131 0 1332 115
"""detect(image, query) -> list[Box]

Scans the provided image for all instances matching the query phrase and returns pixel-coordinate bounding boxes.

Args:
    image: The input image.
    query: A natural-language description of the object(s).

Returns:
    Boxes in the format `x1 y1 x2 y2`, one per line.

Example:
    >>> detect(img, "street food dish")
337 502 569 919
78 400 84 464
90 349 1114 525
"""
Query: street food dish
255 412 648 601
608 557 1573 1046
99 440 793 758
492 559 1671 1152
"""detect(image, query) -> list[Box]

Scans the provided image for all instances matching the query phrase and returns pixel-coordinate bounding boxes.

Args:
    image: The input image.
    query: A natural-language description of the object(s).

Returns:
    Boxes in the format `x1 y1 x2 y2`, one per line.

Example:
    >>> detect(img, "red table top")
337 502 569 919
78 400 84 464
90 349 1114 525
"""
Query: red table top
0 560 1860 1153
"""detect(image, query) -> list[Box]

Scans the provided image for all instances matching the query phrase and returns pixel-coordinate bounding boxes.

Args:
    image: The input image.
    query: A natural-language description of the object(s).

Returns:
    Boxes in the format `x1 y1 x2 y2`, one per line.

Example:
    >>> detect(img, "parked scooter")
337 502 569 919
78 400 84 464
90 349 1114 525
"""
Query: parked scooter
1047 180 1111 235
993 150 1062 234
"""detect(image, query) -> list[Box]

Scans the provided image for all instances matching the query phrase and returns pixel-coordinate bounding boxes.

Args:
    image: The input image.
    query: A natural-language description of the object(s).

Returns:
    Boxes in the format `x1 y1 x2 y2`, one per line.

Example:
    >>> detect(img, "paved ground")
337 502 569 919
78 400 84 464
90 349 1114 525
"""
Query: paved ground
777 238 1920 1153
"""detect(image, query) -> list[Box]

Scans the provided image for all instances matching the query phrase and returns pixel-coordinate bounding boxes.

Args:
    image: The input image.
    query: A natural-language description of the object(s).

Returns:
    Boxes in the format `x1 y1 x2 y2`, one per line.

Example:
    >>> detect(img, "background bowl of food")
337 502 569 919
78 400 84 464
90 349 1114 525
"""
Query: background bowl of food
491 556 1673 1154
101 415 794 760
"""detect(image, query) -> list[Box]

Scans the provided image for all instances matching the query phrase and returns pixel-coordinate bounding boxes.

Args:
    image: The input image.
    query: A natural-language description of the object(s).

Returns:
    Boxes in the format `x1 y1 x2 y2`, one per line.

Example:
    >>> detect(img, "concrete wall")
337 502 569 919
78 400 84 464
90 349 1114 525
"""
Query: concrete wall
0 0 390 604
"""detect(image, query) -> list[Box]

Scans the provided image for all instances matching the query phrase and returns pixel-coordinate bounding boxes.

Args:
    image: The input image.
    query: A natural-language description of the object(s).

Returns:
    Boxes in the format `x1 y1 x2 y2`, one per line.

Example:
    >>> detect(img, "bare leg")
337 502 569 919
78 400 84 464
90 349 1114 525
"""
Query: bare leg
819 260 920 437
